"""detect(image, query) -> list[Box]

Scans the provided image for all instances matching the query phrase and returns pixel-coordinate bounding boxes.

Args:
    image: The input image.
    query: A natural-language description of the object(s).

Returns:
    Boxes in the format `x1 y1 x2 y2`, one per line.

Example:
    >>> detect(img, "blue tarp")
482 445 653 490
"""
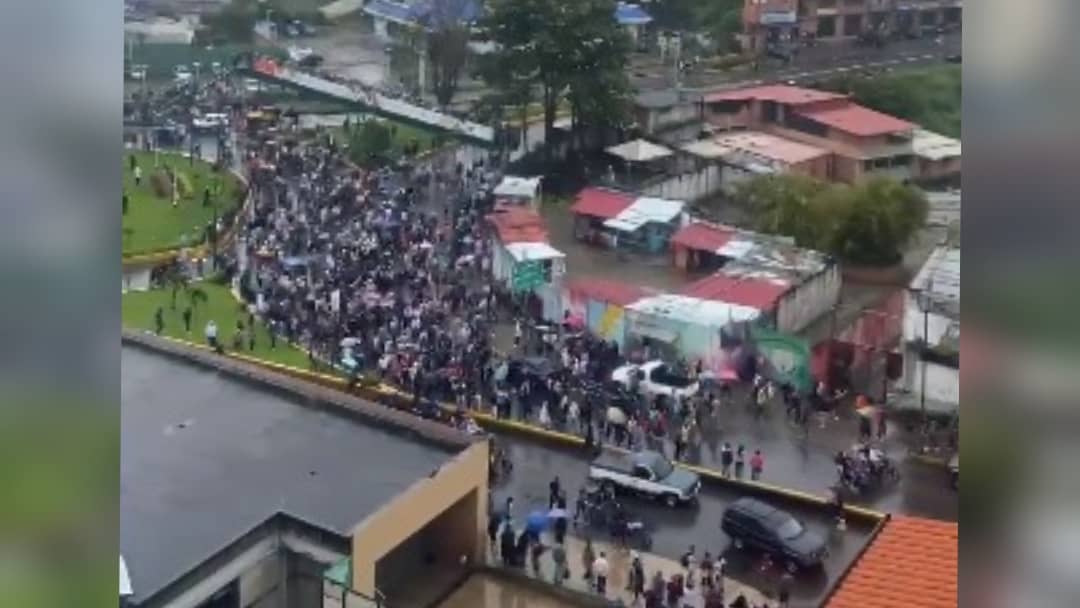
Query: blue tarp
615 3 652 26
365 0 483 27
363 0 415 25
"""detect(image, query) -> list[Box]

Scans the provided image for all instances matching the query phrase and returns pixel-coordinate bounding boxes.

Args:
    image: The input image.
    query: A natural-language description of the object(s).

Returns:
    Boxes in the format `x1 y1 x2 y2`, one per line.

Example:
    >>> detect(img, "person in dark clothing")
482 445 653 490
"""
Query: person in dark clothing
549 476 561 509
122 192 129 215
154 307 164 335
182 306 192 333
554 514 567 544
499 525 515 566
487 512 501 554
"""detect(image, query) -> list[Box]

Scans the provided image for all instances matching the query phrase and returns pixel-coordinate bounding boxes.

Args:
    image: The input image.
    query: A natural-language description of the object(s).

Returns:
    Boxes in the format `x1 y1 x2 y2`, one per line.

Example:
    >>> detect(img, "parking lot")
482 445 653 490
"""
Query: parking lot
491 435 876 606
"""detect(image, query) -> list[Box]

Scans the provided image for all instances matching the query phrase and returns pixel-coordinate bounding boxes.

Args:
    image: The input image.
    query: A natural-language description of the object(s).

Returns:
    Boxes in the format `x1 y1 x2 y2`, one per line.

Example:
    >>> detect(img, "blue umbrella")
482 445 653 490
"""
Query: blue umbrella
525 510 548 534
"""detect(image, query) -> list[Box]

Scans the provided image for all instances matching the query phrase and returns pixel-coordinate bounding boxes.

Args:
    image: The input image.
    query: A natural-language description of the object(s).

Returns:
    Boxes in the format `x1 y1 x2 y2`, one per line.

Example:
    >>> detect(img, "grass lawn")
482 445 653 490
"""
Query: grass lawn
327 117 440 158
122 282 314 370
122 151 244 256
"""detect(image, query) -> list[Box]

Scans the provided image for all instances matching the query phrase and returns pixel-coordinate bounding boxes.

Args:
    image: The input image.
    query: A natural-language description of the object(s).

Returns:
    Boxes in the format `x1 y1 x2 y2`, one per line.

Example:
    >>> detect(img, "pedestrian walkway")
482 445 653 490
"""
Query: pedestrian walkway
490 532 770 607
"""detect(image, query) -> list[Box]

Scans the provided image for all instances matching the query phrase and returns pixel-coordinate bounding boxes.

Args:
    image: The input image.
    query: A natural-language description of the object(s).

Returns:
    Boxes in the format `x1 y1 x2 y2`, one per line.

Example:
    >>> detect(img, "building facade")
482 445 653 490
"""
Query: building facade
702 85 917 183
743 0 963 45
900 246 959 414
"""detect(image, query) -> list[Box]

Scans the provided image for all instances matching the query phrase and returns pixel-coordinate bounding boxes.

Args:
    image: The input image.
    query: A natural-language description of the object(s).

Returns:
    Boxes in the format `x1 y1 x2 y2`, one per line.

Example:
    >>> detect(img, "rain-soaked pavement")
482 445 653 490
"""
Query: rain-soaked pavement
490 433 875 607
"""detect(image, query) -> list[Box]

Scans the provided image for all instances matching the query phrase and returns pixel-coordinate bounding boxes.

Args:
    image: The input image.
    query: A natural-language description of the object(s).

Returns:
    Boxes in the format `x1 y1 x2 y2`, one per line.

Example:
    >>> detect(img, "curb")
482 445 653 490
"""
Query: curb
122 325 885 523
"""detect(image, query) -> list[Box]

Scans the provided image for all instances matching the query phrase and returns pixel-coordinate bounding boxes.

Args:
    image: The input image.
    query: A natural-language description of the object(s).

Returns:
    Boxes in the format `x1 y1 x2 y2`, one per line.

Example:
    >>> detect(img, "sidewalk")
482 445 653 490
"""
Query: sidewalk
490 533 770 607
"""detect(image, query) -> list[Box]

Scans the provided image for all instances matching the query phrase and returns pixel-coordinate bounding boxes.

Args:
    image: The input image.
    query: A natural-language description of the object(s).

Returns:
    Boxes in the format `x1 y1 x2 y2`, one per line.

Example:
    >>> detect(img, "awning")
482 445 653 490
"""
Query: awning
505 241 565 262
606 138 673 163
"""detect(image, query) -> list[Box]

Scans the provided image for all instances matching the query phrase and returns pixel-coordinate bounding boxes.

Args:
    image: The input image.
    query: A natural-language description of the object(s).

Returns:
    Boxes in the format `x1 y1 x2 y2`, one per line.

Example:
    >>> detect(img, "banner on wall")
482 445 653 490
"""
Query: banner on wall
750 325 812 392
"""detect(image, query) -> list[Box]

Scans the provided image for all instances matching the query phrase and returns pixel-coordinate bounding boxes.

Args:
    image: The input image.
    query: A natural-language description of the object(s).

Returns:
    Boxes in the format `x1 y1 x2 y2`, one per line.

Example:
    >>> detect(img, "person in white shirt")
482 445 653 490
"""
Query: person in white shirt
592 552 609 596
205 320 219 351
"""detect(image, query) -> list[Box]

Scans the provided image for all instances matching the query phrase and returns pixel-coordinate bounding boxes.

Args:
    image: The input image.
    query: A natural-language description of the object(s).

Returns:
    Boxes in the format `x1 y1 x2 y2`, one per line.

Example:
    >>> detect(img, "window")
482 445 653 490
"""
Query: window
843 14 863 36
762 101 779 123
650 455 674 479
817 16 836 37
863 159 875 172
776 517 805 540
785 111 828 137
920 9 938 26
633 466 652 480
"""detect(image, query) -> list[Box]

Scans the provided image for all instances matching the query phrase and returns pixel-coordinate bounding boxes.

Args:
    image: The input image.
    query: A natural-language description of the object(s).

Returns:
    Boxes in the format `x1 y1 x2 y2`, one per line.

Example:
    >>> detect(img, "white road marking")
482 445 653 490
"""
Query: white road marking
906 56 919 62
850 64 863 69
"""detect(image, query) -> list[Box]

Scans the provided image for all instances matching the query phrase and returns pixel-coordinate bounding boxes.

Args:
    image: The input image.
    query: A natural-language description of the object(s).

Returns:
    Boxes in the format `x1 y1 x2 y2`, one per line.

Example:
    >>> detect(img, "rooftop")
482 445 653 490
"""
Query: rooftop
909 246 960 310
492 175 542 200
121 346 455 604
680 272 790 312
671 221 739 253
826 516 957 608
566 277 657 307
704 84 847 106
570 187 636 219
913 128 962 161
626 293 761 328
795 103 914 137
486 205 549 244
710 131 830 165
603 196 685 233
635 89 681 110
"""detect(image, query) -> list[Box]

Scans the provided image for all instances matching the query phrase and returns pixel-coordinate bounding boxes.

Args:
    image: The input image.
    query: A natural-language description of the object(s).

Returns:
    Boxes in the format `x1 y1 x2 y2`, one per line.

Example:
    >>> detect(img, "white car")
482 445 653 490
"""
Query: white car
611 360 699 401
192 113 229 130
287 46 314 63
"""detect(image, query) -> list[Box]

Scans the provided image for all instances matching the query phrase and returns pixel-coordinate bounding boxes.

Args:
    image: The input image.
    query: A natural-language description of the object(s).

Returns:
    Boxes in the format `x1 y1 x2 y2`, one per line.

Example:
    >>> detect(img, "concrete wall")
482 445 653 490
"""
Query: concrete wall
903 352 959 413
239 552 283 608
776 262 842 333
350 441 489 597
642 164 723 202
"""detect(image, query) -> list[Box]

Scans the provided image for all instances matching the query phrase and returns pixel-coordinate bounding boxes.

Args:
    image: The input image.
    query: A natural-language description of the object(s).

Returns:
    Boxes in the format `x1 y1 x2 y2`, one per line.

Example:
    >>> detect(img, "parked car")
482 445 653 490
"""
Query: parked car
721 497 827 573
192 112 229 131
611 360 699 401
589 449 701 507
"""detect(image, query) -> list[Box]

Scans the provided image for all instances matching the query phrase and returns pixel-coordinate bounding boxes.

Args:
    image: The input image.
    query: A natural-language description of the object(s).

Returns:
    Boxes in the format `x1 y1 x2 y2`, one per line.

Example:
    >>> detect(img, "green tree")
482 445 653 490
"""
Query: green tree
423 0 474 107
734 174 928 266
202 0 259 44
347 120 395 167
483 0 631 157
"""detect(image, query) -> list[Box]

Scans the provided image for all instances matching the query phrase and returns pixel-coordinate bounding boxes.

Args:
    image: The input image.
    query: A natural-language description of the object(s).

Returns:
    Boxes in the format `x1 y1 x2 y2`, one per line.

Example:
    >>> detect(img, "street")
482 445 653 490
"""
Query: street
490 434 875 606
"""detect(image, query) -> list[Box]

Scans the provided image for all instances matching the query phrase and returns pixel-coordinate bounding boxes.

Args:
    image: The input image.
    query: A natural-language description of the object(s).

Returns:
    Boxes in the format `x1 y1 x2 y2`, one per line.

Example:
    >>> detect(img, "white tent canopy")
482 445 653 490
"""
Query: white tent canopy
603 197 685 232
606 138 673 163
493 176 542 199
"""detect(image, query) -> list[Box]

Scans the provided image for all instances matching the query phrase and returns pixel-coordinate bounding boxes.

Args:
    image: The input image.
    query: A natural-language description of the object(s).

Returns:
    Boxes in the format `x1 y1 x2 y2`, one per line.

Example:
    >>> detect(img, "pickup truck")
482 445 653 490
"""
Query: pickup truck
589 449 701 507
611 360 699 401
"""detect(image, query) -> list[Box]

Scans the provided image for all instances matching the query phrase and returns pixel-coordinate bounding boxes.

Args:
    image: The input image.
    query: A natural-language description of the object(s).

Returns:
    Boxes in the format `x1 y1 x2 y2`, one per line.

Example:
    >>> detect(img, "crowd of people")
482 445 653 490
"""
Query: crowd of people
489 485 785 608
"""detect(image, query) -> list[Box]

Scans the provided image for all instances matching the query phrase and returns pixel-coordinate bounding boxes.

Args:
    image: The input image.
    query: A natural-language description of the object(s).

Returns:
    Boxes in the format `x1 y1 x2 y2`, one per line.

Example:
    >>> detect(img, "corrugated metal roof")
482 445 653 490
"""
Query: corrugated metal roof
826 516 957 608
795 103 914 137
492 175 541 199
570 187 635 219
627 294 761 328
671 222 738 252
913 129 962 161
680 272 790 311
486 206 549 244
566 278 654 307
603 196 685 232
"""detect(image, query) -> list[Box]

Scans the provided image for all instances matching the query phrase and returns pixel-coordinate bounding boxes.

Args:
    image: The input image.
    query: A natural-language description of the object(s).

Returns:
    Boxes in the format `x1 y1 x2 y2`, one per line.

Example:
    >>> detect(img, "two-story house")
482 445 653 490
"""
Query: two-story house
702 84 916 183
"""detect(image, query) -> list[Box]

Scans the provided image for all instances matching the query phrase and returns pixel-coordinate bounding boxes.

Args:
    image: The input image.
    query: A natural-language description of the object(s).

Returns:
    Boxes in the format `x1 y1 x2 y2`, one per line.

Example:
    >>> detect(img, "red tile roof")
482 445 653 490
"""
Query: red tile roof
671 222 738 253
566 278 654 307
795 103 914 137
826 516 958 608
680 273 789 311
485 205 549 244
570 187 635 220
704 84 847 106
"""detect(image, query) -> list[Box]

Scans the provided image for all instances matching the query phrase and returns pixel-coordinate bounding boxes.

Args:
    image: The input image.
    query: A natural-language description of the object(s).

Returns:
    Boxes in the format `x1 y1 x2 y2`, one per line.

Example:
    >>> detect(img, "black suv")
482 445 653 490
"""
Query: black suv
721 498 827 573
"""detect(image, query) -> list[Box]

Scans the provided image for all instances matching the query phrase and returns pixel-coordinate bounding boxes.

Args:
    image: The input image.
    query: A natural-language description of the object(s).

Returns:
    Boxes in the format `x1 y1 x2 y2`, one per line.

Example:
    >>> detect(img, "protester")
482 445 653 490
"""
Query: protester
593 551 610 595
750 450 765 481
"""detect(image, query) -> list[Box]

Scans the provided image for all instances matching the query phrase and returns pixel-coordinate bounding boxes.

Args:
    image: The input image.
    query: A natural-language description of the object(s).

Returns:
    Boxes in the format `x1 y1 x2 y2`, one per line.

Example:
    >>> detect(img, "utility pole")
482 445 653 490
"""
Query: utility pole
920 291 930 426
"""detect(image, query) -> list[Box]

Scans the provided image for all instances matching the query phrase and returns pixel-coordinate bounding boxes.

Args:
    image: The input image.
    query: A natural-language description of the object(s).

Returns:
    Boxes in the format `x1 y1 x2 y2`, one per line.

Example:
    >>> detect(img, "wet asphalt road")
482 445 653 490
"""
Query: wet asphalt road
490 434 874 607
